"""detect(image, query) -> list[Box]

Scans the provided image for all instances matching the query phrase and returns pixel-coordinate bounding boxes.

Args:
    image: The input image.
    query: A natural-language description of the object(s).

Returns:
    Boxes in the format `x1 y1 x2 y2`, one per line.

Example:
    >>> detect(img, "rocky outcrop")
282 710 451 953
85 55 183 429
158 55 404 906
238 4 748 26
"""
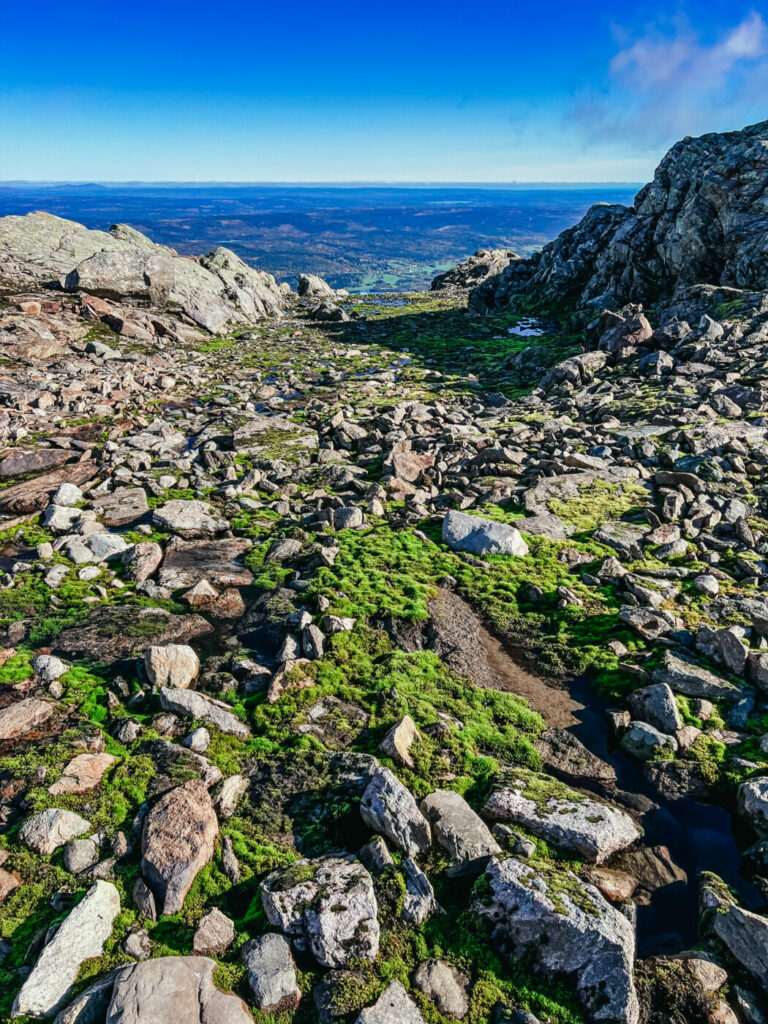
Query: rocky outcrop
484 768 640 863
478 857 639 1024
469 119 768 315
0 212 287 333
431 249 519 292
261 857 380 967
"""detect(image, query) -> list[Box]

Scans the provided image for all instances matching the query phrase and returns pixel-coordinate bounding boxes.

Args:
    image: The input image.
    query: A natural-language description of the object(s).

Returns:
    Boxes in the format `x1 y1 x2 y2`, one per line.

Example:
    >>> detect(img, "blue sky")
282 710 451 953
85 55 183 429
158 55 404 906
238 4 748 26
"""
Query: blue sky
1 0 766 182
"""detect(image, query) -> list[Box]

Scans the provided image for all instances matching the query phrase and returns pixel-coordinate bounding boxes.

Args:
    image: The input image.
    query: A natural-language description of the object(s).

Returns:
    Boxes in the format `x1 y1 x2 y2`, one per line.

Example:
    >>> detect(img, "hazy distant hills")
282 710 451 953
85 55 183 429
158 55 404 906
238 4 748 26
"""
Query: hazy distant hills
0 182 639 291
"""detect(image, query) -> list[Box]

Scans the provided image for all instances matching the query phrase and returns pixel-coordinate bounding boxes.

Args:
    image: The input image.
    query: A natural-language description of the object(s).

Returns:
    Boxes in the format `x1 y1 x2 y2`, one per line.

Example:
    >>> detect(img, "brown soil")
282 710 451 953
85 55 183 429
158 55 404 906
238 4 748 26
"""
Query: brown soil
381 587 583 729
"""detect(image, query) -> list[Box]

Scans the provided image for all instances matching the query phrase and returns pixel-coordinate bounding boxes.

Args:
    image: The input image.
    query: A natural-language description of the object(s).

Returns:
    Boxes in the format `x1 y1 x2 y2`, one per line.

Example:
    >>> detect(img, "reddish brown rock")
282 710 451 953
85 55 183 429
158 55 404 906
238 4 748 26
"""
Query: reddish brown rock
141 780 218 915
0 698 53 741
48 752 117 795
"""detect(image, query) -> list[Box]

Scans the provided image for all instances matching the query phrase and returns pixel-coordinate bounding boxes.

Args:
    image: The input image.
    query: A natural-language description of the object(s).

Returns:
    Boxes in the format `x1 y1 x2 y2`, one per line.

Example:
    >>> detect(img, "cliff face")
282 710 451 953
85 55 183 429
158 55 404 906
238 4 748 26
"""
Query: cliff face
470 119 768 315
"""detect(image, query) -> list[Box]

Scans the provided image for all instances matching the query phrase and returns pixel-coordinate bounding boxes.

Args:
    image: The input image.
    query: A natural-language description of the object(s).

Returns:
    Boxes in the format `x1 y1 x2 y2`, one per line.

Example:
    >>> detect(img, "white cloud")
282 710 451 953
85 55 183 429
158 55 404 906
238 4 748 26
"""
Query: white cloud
573 12 768 150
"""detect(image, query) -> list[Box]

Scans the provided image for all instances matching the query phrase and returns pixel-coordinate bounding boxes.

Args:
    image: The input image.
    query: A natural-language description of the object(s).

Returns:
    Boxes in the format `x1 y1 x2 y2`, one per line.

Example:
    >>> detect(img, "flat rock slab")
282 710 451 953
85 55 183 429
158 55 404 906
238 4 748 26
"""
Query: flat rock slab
484 766 640 863
12 880 120 1018
536 728 617 786
523 467 643 516
157 536 253 590
141 779 218 915
53 607 213 663
91 487 149 527
0 697 53 740
66 955 254 1024
0 447 72 480
152 499 228 538
156 686 250 738
0 461 98 516
652 651 742 700
48 753 118 795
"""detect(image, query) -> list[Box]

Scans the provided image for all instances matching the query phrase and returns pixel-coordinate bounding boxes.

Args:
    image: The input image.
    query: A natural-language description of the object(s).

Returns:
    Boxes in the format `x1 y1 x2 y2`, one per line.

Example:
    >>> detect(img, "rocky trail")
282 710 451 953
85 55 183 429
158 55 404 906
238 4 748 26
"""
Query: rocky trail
1 121 768 1024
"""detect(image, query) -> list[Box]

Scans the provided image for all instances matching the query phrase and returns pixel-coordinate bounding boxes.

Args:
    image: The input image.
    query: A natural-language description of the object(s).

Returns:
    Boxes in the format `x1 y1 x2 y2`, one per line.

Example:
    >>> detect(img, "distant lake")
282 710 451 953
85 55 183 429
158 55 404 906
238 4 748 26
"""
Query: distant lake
0 182 640 292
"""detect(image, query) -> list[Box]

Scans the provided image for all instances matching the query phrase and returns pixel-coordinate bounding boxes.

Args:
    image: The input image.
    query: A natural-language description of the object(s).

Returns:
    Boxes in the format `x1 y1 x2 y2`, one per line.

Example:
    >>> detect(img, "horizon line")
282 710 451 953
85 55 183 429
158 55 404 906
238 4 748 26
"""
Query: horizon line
0 179 642 189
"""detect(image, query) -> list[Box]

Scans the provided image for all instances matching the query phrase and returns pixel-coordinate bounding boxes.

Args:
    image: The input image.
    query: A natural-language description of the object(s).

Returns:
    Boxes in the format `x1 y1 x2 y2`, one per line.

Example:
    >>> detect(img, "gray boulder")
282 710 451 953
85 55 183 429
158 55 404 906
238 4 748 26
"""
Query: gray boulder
620 721 678 760
627 682 681 734
355 980 425 1024
413 959 469 1018
420 789 501 875
102 955 253 1024
156 686 250 738
477 857 638 1024
442 510 529 558
261 857 380 968
242 933 301 1014
739 777 768 837
20 808 91 855
701 873 768 994
483 768 640 863
652 651 742 700
298 272 335 297
360 766 431 857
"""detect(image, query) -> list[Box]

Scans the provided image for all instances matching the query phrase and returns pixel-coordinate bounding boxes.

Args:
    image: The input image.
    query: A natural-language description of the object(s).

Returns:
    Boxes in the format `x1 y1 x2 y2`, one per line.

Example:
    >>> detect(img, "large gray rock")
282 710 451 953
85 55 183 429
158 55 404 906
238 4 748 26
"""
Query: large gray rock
627 682 681 734
0 213 286 333
420 789 501 875
360 766 431 857
261 857 379 968
103 955 253 1024
144 644 199 689
484 768 640 863
152 499 228 539
242 932 301 1014
701 873 768 994
12 881 120 1018
738 777 768 837
477 857 639 1024
297 272 335 297
156 685 250 738
355 980 425 1024
20 808 91 855
469 119 768 315
620 721 678 761
141 780 218 914
413 959 469 1018
652 651 742 700
442 510 528 557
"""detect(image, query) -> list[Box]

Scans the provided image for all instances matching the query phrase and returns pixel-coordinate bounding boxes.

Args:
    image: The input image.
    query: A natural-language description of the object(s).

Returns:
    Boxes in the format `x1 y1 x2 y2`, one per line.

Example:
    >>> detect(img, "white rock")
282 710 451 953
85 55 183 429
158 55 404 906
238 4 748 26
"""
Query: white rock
12 880 120 1018
144 644 200 689
442 510 529 557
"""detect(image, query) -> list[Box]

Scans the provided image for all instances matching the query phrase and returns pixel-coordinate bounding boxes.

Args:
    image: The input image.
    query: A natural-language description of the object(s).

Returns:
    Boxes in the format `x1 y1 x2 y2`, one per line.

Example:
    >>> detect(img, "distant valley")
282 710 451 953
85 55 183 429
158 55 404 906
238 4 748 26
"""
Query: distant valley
0 182 638 291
